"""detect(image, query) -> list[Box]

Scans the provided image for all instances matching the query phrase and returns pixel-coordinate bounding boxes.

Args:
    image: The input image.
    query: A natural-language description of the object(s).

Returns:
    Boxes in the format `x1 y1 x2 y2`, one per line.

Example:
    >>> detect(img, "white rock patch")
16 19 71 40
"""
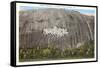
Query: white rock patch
43 26 68 37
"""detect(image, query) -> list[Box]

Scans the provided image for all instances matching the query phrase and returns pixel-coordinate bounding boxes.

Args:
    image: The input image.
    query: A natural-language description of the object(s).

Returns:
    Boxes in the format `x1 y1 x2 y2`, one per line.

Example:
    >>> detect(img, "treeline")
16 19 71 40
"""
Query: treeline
19 40 94 62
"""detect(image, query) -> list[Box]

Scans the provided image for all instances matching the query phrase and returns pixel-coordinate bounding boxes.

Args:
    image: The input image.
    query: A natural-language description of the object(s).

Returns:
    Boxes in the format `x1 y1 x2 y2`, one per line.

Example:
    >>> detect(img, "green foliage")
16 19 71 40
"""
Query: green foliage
19 40 94 62
42 48 51 57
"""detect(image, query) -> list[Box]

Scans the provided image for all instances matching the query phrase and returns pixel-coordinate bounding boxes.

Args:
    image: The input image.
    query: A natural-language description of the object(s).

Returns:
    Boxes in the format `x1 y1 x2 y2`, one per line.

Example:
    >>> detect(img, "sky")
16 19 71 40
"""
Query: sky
75 9 95 15
20 6 96 15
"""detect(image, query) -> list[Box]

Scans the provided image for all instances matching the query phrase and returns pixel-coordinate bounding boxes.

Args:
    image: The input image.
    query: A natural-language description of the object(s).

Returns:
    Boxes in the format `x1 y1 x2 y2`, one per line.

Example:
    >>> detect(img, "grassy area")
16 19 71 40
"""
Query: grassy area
19 40 94 62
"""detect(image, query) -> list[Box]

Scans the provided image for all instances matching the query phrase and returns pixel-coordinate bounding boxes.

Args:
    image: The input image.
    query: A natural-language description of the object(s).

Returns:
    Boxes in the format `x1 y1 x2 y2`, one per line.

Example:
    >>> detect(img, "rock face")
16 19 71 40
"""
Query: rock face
19 8 94 49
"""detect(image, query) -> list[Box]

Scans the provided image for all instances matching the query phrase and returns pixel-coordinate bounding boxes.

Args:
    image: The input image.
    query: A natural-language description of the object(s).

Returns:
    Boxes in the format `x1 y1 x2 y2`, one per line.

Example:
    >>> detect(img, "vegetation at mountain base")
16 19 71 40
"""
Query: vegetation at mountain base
19 40 94 62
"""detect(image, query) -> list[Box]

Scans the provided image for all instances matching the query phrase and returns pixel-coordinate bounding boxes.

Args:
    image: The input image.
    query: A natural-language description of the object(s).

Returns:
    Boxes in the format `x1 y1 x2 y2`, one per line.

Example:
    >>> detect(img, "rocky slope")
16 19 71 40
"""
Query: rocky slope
19 8 94 50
